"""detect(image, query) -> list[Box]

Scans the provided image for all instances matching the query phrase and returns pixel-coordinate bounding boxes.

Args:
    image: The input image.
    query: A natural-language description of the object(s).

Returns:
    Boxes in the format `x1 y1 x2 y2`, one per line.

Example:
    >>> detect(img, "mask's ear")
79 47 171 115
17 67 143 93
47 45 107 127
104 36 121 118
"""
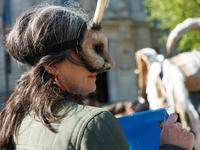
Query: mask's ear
93 0 110 26
44 65 57 75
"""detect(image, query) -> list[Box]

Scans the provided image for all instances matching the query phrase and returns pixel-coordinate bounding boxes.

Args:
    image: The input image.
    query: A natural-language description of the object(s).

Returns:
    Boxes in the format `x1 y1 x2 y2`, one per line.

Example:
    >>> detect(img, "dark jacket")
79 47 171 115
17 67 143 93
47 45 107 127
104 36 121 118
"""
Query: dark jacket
14 101 129 149
14 101 186 150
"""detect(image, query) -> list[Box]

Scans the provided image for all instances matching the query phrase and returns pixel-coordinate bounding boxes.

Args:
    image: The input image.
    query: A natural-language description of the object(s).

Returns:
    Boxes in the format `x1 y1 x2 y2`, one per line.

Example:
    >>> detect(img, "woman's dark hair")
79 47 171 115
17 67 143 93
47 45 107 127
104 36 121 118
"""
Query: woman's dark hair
0 2 89 149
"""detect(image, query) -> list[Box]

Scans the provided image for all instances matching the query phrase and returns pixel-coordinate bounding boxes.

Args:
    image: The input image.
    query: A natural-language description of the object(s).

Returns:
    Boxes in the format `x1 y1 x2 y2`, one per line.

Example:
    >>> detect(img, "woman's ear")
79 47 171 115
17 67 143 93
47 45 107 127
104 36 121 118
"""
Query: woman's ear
44 65 56 75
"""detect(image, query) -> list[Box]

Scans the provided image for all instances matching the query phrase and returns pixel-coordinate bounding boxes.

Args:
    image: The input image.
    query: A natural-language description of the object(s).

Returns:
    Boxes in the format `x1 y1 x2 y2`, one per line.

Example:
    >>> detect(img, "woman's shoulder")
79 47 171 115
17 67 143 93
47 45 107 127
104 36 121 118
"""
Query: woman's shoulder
59 101 115 124
58 102 130 150
57 101 125 139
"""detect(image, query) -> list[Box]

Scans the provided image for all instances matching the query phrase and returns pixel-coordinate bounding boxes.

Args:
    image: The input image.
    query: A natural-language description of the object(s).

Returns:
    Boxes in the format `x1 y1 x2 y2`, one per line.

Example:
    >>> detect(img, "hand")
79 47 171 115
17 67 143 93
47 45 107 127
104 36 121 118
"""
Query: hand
160 113 195 150
125 103 135 115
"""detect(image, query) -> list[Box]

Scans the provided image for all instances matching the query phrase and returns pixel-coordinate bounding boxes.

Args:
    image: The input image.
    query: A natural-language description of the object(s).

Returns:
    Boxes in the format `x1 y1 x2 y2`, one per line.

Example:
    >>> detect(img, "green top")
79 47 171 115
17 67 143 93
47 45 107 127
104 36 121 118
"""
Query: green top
14 101 130 150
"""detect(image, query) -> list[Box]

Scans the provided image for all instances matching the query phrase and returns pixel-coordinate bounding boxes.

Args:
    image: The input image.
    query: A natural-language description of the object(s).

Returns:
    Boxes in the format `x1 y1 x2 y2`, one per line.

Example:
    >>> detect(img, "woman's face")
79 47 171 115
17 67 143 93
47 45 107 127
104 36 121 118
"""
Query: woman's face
55 51 97 94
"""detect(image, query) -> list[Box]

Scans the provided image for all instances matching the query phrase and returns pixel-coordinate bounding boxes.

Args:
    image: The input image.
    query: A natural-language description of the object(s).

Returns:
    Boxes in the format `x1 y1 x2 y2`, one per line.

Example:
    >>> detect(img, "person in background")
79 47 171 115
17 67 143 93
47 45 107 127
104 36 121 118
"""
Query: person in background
102 100 149 117
0 1 194 150
82 92 100 107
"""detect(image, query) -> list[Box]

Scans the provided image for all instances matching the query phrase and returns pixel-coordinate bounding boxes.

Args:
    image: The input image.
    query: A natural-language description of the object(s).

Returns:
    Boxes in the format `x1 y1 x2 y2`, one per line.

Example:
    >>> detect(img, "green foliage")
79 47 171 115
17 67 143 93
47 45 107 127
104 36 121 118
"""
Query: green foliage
144 0 200 52
158 35 168 46
179 31 200 52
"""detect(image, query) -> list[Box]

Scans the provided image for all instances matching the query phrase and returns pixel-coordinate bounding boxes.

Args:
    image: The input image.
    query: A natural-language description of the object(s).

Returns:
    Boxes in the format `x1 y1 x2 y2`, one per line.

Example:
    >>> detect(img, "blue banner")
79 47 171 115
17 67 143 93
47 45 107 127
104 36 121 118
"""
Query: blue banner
118 108 169 150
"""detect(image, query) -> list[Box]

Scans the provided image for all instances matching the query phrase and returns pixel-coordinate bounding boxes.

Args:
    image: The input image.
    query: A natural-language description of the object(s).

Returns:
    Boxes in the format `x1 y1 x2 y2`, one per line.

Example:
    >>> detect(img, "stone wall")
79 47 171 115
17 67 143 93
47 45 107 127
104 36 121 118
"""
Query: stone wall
102 20 138 102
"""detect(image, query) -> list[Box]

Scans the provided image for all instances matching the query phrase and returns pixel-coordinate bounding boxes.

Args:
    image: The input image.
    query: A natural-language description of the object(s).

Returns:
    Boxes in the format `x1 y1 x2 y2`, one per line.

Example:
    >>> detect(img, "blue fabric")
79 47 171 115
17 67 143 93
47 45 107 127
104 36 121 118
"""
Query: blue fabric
188 96 195 106
118 108 169 150
3 0 11 24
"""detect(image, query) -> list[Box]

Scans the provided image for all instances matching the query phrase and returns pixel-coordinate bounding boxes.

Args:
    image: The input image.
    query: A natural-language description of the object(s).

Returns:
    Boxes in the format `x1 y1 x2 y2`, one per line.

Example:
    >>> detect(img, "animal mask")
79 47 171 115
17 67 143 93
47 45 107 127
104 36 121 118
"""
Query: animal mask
77 0 115 73
20 0 115 73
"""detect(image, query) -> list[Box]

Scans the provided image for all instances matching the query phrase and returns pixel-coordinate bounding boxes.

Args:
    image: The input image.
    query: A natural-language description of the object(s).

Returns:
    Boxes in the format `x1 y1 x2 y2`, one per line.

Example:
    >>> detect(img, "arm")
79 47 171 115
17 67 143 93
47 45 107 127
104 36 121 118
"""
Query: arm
160 113 195 150
159 144 186 150
80 111 130 150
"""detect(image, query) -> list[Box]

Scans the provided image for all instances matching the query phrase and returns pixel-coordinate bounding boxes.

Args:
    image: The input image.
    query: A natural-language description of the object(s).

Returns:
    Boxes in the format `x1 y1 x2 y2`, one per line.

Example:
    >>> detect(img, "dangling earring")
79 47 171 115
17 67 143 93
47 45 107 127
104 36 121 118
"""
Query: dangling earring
54 73 66 91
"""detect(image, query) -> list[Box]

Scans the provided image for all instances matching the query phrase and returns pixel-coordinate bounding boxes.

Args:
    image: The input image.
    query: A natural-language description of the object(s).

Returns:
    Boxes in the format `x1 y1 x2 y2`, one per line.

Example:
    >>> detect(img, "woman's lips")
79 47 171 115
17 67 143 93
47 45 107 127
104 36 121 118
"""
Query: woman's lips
88 73 97 79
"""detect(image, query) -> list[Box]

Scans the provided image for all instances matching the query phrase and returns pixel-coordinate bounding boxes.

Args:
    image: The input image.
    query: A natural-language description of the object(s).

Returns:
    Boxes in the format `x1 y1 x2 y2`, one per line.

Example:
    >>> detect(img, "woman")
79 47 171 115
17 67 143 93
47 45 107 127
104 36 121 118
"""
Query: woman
0 1 194 150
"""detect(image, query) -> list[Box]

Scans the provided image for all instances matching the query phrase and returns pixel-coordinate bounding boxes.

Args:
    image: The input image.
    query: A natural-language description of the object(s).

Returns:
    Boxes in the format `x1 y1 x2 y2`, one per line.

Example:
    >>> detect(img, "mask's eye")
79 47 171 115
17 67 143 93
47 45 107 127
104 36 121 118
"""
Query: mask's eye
93 43 104 54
